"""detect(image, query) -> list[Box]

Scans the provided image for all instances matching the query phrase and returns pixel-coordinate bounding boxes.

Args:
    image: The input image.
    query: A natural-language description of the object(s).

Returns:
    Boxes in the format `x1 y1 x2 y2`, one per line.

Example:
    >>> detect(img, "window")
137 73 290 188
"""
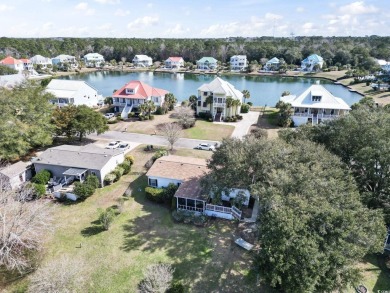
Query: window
198 101 201 107
312 95 322 102
203 92 208 96
149 178 157 187
203 102 207 107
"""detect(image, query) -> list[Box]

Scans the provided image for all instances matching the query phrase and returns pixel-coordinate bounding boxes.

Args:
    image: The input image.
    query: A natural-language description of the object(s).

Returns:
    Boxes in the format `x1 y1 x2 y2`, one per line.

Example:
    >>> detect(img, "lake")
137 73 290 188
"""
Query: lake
58 71 362 106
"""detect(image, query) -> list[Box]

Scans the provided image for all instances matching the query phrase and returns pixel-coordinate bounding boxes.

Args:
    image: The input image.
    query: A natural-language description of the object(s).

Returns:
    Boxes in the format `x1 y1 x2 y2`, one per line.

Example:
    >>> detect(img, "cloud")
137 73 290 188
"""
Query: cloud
0 4 14 12
339 1 378 15
264 13 283 20
127 16 159 30
165 24 189 36
296 7 305 13
98 23 112 30
75 2 88 10
95 0 120 3
115 9 130 16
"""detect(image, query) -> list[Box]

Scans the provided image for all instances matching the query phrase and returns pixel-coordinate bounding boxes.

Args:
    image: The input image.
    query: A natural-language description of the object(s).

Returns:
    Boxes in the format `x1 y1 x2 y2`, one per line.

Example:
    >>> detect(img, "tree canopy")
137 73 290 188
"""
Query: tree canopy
0 82 55 161
204 136 385 292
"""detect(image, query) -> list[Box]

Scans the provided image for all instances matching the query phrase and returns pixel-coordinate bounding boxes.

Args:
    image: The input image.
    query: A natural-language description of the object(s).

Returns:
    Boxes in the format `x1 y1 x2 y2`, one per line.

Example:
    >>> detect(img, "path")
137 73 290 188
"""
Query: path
214 111 260 139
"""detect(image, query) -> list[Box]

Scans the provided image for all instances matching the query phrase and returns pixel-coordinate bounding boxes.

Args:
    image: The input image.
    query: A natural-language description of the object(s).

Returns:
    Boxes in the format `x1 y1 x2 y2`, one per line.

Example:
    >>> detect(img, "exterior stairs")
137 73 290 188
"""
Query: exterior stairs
121 104 133 119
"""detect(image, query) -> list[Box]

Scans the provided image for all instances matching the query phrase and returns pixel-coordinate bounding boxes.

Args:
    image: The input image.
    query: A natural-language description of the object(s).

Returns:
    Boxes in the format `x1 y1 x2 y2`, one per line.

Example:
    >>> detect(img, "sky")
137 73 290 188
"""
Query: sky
0 0 389 38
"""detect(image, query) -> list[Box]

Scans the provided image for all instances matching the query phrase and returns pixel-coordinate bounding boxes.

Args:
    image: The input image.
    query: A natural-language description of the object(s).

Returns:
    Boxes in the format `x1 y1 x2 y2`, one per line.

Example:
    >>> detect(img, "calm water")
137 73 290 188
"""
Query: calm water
59 71 362 106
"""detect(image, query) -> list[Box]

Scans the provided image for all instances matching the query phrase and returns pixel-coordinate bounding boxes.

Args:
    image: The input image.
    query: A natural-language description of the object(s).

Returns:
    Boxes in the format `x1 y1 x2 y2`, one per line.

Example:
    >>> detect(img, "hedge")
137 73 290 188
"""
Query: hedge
32 169 52 185
145 187 165 203
119 161 131 175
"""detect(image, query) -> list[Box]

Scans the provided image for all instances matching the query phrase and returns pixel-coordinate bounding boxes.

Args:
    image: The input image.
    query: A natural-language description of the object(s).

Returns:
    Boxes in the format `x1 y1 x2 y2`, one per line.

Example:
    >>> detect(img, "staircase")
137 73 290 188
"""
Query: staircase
121 104 133 119
214 112 222 122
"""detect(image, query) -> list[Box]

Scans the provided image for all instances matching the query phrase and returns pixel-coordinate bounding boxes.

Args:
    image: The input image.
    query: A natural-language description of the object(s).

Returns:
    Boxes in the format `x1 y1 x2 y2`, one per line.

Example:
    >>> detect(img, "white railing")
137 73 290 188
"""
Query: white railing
178 205 203 213
231 206 242 219
293 113 312 117
205 204 232 214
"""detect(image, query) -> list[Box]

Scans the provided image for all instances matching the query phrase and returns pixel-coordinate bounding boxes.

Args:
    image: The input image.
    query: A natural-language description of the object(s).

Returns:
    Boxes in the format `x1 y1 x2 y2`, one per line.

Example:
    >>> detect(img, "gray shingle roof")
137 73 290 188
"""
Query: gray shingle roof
0 161 30 179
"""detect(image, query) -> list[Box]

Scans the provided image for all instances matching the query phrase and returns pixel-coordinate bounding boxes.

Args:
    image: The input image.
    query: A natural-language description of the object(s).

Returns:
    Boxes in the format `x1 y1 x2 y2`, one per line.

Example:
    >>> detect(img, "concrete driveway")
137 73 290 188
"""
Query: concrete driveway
214 111 260 139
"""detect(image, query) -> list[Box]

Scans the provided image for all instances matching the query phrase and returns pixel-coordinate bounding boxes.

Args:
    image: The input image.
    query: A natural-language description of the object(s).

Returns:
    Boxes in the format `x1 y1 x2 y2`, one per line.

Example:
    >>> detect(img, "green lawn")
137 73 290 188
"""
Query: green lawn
11 145 258 292
182 120 234 141
263 108 279 126
358 254 390 292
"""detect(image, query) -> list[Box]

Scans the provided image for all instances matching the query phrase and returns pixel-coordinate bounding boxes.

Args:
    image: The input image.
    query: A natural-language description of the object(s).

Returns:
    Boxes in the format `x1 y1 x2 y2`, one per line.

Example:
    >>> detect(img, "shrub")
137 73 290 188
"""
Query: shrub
145 187 165 203
104 97 113 105
104 173 116 185
113 166 124 181
127 112 135 118
241 103 250 113
139 264 174 293
197 112 212 120
164 183 178 202
247 101 253 106
249 128 268 139
125 154 135 164
85 175 99 189
155 105 168 115
149 115 155 120
32 169 51 185
98 207 116 230
236 114 243 120
73 182 95 200
152 149 168 162
167 281 186 293
208 117 213 122
119 161 131 175
33 183 46 198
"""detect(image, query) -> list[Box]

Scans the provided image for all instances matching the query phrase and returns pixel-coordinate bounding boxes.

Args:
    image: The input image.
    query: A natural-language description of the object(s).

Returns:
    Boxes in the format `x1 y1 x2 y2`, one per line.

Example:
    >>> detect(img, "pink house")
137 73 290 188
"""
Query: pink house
164 57 184 69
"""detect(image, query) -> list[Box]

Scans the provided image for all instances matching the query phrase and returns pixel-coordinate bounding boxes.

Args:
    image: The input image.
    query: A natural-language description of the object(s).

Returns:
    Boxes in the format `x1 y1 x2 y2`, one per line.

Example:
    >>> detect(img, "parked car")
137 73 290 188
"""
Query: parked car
194 143 215 151
105 141 121 149
104 113 115 119
117 142 129 150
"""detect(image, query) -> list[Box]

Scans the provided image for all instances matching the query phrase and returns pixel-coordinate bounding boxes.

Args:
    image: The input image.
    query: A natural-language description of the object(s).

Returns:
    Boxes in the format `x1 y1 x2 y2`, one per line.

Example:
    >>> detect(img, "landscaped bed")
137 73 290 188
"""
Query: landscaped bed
8 145 260 292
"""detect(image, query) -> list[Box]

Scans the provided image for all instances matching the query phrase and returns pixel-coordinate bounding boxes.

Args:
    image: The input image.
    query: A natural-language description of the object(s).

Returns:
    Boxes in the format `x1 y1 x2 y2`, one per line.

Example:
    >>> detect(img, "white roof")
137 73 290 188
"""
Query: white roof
266 57 279 64
280 85 351 110
133 55 152 61
46 79 97 98
198 77 243 100
52 54 76 61
30 55 52 63
83 53 104 60
377 59 388 66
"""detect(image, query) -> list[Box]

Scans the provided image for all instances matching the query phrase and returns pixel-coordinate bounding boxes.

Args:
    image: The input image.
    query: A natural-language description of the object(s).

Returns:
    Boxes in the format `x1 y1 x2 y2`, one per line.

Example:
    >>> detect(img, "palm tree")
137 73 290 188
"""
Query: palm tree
232 100 241 116
225 97 234 117
205 95 214 115
144 100 156 119
188 95 198 110
242 90 250 104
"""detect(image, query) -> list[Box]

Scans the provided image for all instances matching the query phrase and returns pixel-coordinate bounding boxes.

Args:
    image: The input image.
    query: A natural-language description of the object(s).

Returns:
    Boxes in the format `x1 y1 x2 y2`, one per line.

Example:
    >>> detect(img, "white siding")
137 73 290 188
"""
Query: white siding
147 176 182 188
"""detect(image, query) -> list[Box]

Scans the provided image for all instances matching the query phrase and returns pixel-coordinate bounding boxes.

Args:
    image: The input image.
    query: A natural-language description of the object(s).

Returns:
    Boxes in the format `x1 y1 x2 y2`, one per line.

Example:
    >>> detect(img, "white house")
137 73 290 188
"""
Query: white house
0 56 24 73
230 55 247 71
146 155 250 220
264 57 280 71
20 58 34 73
0 161 33 190
52 54 78 69
132 55 153 67
46 79 103 107
301 54 324 71
112 80 169 118
164 57 184 69
196 57 218 70
33 145 125 186
30 55 52 69
83 53 105 67
197 77 243 121
377 59 390 72
280 84 351 126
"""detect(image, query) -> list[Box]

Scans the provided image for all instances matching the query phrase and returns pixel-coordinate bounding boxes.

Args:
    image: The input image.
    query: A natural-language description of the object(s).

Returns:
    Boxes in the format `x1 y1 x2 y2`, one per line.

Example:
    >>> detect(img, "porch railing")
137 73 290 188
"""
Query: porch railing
178 205 203 213
205 204 232 214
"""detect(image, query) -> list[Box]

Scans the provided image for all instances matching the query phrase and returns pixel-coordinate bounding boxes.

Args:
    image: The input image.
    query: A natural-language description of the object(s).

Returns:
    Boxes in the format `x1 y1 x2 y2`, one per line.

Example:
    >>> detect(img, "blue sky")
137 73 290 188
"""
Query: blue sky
0 0 389 38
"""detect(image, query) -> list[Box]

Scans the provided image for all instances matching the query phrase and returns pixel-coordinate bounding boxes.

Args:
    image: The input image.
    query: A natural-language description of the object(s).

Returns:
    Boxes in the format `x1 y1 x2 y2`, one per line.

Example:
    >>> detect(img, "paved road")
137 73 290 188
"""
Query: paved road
88 131 219 149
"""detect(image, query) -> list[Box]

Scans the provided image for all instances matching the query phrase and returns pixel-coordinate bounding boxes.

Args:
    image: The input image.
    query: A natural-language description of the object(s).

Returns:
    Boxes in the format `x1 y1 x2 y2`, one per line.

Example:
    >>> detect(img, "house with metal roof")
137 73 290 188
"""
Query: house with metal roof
33 145 125 186
196 57 218 70
280 84 351 126
132 55 153 67
52 54 78 69
46 79 103 107
30 55 53 69
301 54 324 71
197 77 243 121
83 53 105 67
264 57 280 71
0 161 33 190
230 55 247 71
112 80 169 118
146 155 249 220
164 57 184 69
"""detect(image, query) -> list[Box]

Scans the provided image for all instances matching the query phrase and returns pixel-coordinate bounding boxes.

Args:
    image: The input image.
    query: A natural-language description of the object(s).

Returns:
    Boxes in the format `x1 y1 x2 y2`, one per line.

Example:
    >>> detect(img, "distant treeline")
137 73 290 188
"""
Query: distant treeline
1 36 390 66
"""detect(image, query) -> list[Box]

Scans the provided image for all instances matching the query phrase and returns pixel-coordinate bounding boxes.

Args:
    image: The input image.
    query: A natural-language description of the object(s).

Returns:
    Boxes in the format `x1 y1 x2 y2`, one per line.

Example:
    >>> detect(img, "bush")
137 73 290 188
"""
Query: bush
197 112 212 120
152 149 168 162
33 183 46 198
104 173 116 185
241 103 251 113
85 175 99 189
113 166 124 181
155 105 168 115
119 161 131 175
128 112 135 118
98 207 116 230
73 182 95 200
149 115 155 120
104 97 113 105
32 169 51 185
247 101 253 106
167 281 186 293
249 128 268 139
125 154 135 164
145 187 165 203
236 114 243 120
164 183 179 202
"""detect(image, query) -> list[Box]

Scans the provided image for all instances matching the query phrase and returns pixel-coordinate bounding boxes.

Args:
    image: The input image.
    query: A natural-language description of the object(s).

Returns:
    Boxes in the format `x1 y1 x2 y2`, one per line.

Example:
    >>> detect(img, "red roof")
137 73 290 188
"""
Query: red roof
0 56 22 65
168 57 183 62
19 58 31 63
112 80 169 99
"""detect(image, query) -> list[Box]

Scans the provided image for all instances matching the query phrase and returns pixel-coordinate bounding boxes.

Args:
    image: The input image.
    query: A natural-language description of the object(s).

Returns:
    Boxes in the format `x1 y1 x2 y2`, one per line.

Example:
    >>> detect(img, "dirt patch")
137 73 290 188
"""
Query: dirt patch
249 110 280 140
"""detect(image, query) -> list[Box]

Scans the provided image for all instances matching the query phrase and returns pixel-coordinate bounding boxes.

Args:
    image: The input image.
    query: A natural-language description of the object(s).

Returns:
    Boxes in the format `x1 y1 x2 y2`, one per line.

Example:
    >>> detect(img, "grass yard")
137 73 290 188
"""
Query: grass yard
357 254 390 292
10 145 259 292
110 114 234 141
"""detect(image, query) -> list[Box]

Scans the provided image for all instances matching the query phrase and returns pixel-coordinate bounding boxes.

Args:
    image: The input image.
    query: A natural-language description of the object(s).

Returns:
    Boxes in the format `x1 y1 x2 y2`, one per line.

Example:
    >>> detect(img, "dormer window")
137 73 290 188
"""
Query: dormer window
312 95 322 102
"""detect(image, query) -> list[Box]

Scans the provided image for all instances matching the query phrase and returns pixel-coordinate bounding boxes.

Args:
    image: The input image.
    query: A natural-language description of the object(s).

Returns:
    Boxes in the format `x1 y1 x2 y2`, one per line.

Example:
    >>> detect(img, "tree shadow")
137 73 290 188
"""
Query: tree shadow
81 218 105 237
364 253 390 292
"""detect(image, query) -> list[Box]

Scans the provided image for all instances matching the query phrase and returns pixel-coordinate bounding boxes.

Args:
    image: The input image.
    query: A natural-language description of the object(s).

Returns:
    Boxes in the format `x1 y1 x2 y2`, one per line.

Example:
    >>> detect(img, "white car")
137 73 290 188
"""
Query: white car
104 113 115 119
195 143 215 151
117 142 129 150
106 141 121 149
